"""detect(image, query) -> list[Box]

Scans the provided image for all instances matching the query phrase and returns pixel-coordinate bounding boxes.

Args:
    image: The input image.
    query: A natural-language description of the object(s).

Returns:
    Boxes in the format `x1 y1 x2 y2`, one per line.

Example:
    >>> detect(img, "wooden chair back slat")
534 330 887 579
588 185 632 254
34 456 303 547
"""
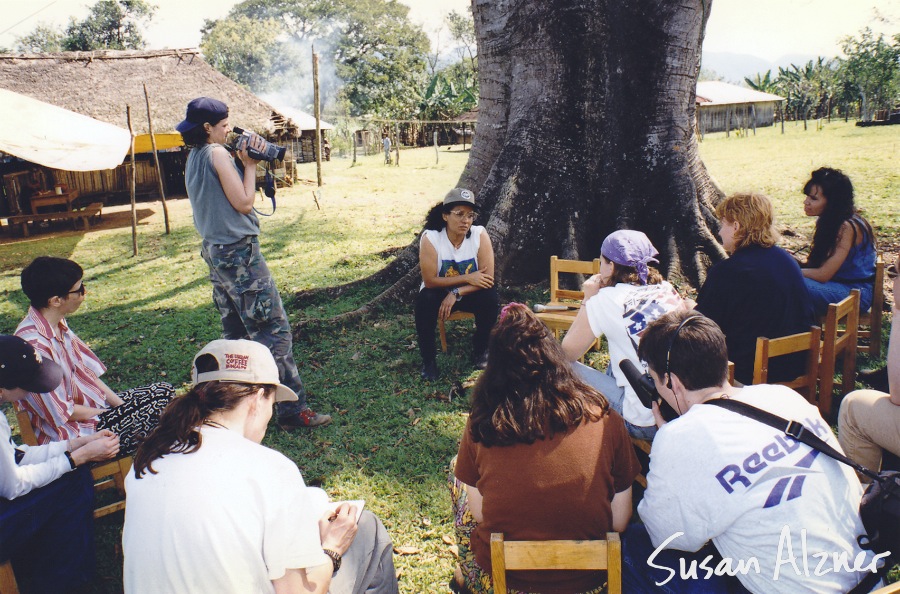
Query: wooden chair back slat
14 409 38 447
490 532 621 594
546 256 601 305
858 252 884 358
819 290 860 418
753 327 821 403
537 257 601 340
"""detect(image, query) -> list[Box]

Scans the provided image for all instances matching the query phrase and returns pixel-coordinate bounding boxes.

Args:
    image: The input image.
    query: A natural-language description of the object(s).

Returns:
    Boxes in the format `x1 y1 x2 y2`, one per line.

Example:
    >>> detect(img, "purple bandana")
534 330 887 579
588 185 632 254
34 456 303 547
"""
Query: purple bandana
600 230 659 285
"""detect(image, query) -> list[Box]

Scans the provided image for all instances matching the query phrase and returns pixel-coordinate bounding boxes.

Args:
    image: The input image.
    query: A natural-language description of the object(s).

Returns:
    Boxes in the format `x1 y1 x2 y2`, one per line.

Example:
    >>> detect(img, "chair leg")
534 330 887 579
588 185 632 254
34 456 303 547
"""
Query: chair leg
0 559 20 594
818 372 834 420
841 350 856 396
439 319 448 353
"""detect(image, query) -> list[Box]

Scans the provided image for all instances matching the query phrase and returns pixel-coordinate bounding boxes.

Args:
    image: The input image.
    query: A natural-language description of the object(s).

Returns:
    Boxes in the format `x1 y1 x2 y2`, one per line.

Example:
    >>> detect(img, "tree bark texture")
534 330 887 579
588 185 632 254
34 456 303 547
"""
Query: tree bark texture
304 0 725 324
465 0 724 287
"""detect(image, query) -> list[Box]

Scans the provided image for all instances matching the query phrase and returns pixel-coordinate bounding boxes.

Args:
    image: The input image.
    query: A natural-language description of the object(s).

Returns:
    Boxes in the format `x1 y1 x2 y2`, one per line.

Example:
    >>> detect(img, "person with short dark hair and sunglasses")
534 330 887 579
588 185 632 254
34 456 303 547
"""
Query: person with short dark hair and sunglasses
14 256 174 454
416 188 500 380
624 310 879 594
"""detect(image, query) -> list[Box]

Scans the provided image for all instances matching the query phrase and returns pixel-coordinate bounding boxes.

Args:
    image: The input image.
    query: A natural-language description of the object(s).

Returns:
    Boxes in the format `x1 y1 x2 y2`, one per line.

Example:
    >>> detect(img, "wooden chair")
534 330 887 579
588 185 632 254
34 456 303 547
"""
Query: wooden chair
818 290 860 419
535 256 601 338
15 409 131 519
753 327 821 404
490 532 621 594
869 580 900 594
438 311 475 353
857 252 885 359
0 560 19 594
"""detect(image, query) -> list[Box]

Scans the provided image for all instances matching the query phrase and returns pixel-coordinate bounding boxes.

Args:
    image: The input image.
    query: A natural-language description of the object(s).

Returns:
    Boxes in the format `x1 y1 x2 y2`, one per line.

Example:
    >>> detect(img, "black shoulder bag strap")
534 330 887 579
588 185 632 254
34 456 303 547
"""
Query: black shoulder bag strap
705 398 887 593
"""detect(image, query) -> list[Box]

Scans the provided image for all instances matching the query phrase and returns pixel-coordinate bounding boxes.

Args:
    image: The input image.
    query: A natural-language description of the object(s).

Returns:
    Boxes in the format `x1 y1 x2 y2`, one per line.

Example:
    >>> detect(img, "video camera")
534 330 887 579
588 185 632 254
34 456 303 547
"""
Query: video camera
230 127 286 163
618 358 679 420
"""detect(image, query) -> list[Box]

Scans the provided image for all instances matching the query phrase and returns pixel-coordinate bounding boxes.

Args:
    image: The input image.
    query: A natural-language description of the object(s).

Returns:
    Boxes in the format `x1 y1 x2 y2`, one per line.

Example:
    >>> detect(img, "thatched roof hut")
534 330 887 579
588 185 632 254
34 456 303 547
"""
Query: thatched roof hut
0 49 297 139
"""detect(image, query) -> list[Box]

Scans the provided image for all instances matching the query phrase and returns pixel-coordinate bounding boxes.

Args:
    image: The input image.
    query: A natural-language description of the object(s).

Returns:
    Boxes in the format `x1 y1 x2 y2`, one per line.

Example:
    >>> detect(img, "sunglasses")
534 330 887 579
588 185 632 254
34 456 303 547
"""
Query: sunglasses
67 282 86 296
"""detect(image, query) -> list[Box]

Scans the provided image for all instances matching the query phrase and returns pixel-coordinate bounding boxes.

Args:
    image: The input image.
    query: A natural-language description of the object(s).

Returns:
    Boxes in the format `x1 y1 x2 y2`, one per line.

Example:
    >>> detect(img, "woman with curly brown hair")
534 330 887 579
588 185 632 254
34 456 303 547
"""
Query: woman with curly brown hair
449 304 639 594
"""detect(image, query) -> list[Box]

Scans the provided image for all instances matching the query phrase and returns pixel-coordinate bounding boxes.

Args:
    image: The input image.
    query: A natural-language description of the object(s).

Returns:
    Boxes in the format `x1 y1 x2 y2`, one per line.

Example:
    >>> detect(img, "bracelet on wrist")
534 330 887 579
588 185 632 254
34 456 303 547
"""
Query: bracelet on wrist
64 450 77 470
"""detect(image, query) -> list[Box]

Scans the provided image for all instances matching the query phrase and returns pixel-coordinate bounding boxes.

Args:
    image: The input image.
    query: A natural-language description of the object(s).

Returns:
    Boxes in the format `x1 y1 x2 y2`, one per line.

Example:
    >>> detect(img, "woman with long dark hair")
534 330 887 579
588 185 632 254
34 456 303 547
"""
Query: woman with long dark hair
450 304 639 594
415 188 499 380
800 167 876 316
123 339 398 594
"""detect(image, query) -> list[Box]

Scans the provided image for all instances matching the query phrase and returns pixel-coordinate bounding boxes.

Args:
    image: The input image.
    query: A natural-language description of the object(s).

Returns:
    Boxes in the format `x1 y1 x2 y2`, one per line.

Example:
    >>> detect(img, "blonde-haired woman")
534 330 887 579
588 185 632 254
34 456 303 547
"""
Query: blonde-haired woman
695 192 815 385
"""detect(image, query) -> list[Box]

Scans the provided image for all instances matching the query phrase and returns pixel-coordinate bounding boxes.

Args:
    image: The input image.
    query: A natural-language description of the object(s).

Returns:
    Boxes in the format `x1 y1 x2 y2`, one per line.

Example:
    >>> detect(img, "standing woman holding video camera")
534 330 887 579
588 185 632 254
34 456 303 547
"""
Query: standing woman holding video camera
176 97 331 429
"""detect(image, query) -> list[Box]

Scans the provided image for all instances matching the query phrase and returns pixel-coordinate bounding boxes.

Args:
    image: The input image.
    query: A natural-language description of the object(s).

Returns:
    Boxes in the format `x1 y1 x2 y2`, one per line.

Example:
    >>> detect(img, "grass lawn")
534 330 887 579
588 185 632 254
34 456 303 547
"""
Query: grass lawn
0 121 896 593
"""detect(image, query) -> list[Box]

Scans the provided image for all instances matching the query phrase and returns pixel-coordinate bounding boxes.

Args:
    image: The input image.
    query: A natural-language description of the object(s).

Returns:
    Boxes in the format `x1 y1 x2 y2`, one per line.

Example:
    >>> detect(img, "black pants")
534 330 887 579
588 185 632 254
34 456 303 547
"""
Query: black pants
415 287 500 364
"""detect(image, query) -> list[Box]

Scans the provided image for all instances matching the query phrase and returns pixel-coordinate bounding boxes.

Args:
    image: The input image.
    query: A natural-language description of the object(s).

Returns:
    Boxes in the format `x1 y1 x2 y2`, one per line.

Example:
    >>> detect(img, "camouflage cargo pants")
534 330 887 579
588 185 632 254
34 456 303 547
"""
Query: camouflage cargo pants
201 235 306 416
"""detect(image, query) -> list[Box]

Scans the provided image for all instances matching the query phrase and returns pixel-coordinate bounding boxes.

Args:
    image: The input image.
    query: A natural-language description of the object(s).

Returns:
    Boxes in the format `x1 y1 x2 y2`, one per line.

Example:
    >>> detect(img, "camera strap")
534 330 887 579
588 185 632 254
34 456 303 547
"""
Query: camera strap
253 164 276 217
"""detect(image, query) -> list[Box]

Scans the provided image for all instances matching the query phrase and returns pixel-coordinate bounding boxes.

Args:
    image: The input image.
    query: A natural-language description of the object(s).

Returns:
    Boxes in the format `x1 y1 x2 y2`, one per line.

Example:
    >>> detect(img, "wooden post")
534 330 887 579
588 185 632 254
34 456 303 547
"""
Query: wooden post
434 130 439 164
352 130 357 164
143 83 170 234
394 122 400 166
725 106 730 138
126 105 138 256
462 122 467 151
312 47 323 191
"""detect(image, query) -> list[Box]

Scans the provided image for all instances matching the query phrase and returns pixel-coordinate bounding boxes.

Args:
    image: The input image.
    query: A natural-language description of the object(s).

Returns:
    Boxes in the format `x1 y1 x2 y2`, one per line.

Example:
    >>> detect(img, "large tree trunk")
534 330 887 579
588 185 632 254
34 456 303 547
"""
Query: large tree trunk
313 0 725 323
466 0 724 287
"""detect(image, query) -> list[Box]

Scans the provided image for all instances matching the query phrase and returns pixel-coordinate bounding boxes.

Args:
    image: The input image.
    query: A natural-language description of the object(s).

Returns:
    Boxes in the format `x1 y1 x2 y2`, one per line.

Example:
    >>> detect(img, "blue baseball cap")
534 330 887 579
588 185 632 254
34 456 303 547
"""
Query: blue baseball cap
176 97 229 134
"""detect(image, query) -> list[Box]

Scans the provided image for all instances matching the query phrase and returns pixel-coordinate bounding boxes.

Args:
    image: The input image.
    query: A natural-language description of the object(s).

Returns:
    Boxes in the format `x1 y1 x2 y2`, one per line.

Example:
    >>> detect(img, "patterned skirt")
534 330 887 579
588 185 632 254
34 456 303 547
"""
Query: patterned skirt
97 382 174 456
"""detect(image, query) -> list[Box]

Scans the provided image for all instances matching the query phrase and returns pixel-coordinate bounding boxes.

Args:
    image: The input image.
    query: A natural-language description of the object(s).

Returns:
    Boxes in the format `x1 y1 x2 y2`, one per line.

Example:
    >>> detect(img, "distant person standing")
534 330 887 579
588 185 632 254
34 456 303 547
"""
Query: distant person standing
382 133 391 165
176 97 330 429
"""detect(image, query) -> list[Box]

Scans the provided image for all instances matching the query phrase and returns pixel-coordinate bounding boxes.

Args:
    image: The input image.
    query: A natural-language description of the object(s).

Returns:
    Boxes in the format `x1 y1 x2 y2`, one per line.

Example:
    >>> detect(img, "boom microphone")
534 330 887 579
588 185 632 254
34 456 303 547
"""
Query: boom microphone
533 304 574 313
618 359 660 409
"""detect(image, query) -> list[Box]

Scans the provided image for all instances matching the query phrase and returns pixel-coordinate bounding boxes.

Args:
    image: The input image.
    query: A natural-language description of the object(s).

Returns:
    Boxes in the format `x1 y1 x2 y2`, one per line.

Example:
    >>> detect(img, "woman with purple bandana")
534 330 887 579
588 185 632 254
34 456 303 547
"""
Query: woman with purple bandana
562 230 686 439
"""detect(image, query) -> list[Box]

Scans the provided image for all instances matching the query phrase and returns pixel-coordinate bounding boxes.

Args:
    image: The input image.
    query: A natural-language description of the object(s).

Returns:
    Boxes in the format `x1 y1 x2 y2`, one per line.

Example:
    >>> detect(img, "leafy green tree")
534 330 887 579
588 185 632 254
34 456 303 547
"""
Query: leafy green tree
63 0 156 51
202 0 429 118
14 23 65 52
333 0 429 117
200 16 285 92
446 9 476 76
840 27 900 121
15 0 155 52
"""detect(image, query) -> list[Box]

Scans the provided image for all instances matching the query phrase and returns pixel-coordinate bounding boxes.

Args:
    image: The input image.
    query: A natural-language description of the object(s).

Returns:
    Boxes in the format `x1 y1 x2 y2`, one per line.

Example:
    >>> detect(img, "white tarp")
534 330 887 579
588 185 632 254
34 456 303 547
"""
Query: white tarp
0 88 131 171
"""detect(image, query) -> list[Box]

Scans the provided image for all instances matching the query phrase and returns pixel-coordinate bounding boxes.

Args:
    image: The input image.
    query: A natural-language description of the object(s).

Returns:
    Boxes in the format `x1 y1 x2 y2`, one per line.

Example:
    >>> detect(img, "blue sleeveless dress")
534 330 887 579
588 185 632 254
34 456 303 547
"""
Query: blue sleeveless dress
804 215 876 316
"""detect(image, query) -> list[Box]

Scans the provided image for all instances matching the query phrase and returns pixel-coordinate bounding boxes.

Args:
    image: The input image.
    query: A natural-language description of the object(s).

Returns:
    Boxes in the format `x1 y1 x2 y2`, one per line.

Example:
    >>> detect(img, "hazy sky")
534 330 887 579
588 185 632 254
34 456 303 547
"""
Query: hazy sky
0 0 897 61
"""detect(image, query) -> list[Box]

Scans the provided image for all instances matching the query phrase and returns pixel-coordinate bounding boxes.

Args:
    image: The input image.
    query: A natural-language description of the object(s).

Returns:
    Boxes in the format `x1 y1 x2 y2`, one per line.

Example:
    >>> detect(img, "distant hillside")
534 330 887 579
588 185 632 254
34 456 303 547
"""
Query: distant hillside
701 51 825 85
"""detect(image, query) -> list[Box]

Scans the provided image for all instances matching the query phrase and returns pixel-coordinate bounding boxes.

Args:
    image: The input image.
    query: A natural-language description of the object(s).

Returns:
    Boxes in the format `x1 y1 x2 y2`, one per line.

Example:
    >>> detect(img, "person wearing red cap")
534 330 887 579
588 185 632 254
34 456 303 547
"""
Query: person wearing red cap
0 334 120 593
176 97 330 429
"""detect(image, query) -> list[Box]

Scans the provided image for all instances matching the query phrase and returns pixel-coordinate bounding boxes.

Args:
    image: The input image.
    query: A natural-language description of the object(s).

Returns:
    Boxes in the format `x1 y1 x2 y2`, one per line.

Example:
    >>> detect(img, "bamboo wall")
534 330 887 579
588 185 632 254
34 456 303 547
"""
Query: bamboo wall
698 102 777 134
52 159 159 197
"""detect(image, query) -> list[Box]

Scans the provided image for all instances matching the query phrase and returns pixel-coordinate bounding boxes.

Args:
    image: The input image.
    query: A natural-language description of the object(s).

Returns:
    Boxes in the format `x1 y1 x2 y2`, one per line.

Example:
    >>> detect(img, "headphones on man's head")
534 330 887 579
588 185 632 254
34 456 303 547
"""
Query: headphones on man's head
664 315 703 391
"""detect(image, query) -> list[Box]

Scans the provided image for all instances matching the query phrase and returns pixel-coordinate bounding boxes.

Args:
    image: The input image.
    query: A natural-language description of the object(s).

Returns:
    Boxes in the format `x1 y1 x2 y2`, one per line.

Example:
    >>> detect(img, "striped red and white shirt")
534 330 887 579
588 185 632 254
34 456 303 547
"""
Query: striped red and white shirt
15 307 109 444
